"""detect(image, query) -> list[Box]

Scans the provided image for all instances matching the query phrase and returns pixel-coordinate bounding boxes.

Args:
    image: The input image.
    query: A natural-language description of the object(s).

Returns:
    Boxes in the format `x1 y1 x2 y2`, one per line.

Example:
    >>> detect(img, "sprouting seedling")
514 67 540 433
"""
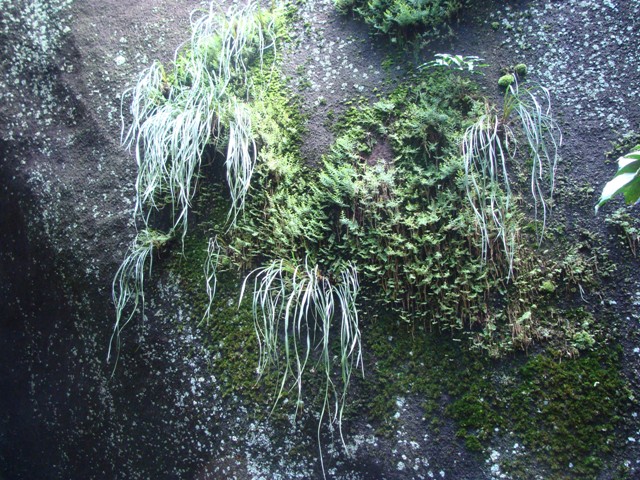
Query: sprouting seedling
420 53 488 73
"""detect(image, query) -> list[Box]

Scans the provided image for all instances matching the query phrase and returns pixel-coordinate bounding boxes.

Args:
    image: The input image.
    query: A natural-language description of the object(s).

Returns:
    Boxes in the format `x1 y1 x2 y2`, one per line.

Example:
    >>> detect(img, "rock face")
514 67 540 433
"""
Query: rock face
2 0 640 479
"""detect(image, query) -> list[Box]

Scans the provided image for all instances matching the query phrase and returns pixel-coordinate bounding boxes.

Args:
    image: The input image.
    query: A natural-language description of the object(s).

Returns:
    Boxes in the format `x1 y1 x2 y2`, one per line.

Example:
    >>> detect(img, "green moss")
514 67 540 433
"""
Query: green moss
605 207 640 257
363 317 630 478
498 73 515 88
514 63 528 76
448 347 630 478
140 10 621 473
504 348 631 477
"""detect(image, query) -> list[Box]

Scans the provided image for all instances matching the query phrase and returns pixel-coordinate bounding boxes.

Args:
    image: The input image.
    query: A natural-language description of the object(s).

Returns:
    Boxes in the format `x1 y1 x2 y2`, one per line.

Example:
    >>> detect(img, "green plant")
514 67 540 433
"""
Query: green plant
335 0 463 42
114 2 281 355
505 81 561 236
122 3 279 235
596 145 640 211
114 4 596 470
462 100 516 274
498 73 514 88
202 235 222 323
514 63 528 76
463 79 561 275
420 53 488 73
604 207 640 256
239 258 362 471
109 228 172 364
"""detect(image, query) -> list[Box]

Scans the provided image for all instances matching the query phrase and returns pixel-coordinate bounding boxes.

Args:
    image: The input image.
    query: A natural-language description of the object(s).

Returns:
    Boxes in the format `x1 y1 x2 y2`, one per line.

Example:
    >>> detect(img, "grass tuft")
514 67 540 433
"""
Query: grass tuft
505 81 562 240
109 228 172 365
202 235 222 324
239 257 362 467
462 80 561 275
113 2 280 360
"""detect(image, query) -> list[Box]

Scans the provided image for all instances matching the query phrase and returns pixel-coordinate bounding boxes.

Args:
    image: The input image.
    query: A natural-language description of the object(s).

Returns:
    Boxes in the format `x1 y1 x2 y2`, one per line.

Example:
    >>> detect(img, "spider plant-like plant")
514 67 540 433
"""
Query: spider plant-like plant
504 81 562 238
462 101 516 276
462 79 561 276
109 228 172 364
112 2 279 359
121 2 278 237
239 258 362 456
225 102 257 226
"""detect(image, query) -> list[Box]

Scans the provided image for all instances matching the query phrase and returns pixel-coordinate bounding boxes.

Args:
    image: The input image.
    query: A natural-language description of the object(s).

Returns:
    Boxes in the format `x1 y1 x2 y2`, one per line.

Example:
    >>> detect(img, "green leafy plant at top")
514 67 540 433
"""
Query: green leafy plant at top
334 0 463 42
122 2 280 235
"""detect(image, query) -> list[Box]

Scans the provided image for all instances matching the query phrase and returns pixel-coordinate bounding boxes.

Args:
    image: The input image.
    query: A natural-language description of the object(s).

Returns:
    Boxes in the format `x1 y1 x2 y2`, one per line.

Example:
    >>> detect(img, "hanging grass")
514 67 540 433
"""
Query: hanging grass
109 228 172 364
239 258 362 465
462 101 516 276
505 81 562 238
462 80 561 275
201 235 222 324
113 2 281 361
120 2 279 237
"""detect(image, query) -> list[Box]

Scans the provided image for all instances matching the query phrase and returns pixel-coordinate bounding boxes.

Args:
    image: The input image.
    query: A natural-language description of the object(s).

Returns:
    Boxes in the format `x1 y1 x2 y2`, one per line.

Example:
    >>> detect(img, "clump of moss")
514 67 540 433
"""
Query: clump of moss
364 317 630 478
449 346 630 478
498 73 515 88
514 63 528 76
508 348 630 477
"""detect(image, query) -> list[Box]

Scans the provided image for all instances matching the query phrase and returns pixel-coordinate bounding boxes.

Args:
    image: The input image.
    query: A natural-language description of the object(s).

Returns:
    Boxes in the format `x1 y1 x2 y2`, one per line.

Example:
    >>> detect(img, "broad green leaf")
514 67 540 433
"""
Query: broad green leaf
596 147 640 212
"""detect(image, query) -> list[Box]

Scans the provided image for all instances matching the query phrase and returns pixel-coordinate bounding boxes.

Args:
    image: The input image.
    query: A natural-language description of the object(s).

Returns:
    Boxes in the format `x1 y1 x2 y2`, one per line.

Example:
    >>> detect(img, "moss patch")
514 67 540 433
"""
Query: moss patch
361 316 630 478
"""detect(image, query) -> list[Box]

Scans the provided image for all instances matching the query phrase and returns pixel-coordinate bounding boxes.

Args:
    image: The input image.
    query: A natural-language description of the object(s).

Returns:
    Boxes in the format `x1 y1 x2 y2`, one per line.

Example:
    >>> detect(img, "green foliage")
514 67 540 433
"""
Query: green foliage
448 348 630 478
462 100 516 274
113 2 283 358
504 348 630 477
114 2 608 474
605 207 640 256
364 320 629 477
239 258 361 458
463 79 561 274
335 0 463 41
231 68 578 356
122 3 281 236
420 53 488 73
596 145 640 212
514 63 528 76
110 228 172 364
504 82 562 236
